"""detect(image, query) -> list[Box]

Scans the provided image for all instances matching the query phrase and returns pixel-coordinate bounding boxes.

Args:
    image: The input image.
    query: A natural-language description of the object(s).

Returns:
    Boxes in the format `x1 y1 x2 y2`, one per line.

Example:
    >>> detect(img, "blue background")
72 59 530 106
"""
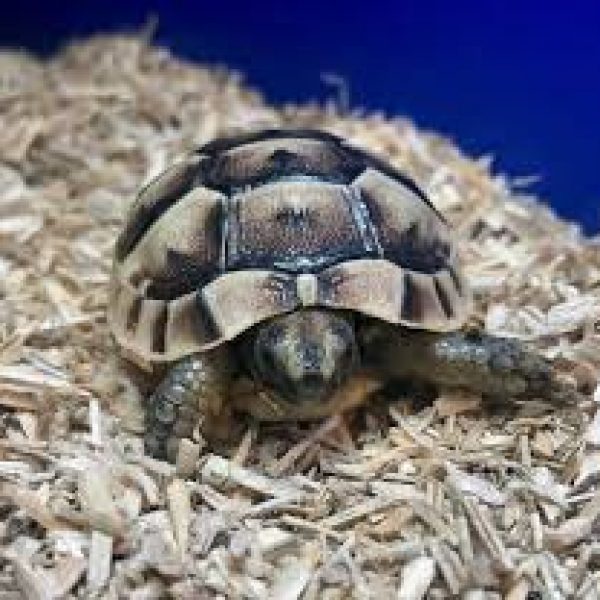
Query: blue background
1 1 599 233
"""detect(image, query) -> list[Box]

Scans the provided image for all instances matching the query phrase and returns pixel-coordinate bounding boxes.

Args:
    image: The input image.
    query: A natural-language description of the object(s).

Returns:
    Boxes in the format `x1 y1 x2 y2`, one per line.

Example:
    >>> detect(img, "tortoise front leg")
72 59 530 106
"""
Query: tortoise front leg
144 348 232 462
365 328 579 404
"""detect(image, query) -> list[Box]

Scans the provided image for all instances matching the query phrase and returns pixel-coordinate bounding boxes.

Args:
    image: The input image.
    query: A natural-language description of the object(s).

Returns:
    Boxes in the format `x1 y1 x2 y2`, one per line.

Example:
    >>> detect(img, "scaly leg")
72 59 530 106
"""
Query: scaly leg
144 348 232 462
363 328 580 404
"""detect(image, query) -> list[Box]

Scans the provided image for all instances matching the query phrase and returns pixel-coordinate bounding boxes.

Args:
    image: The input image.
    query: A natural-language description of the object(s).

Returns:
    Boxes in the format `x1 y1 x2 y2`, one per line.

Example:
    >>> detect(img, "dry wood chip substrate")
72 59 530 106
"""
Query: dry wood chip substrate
0 34 599 599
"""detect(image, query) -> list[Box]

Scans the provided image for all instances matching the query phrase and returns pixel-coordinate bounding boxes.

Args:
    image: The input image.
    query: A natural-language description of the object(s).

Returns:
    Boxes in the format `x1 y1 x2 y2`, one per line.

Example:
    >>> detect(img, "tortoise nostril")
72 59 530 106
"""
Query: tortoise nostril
302 343 322 372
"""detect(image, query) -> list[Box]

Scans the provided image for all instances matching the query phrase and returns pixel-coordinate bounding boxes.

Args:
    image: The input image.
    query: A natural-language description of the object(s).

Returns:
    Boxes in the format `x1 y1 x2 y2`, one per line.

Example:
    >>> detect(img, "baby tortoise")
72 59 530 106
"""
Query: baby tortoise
109 129 576 461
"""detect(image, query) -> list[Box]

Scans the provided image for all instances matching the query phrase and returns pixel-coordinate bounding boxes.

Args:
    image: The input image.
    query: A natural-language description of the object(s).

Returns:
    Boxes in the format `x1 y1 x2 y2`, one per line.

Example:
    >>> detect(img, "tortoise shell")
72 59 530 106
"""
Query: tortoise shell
109 129 471 362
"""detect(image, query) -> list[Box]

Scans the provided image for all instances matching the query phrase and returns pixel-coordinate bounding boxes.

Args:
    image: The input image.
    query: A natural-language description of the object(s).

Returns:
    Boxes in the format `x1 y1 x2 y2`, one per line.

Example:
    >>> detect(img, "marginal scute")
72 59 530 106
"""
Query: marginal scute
401 271 444 328
433 270 462 318
135 298 167 353
110 284 221 363
165 292 220 357
108 277 139 337
200 270 298 341
317 259 470 332
116 155 203 261
318 259 403 321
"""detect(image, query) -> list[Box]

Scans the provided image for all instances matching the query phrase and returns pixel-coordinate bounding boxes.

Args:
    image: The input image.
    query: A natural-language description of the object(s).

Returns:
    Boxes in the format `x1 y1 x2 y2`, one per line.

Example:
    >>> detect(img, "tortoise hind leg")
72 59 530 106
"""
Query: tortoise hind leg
144 348 232 462
365 328 580 405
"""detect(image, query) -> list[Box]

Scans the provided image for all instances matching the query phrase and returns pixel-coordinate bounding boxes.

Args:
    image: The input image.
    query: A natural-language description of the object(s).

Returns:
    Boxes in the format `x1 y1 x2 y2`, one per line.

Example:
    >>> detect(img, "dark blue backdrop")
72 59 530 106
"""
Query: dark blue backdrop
1 1 599 233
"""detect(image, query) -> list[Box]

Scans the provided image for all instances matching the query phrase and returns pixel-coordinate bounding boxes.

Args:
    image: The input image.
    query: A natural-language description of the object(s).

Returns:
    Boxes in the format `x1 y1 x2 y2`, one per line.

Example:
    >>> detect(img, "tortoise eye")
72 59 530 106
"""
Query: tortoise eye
258 344 280 374
261 348 276 368
341 345 357 366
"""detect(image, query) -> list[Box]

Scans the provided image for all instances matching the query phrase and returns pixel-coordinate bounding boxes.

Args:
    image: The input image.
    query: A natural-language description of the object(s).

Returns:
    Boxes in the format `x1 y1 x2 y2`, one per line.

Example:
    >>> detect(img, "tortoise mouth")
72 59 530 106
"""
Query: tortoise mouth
271 372 340 405
253 356 353 407
231 370 383 421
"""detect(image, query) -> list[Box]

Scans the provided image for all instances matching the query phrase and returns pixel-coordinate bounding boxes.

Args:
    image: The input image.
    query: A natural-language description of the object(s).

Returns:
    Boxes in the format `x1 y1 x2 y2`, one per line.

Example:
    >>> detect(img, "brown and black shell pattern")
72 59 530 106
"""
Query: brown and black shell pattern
109 129 471 363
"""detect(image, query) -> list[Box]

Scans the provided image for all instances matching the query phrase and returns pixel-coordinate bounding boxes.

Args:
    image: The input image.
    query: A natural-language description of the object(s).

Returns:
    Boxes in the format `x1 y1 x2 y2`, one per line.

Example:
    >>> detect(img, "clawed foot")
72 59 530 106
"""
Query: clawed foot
366 327 584 406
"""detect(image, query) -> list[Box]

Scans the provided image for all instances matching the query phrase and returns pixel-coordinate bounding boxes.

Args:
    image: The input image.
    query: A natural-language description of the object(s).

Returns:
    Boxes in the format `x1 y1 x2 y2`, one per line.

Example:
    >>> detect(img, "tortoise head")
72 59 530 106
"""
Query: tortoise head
249 309 358 405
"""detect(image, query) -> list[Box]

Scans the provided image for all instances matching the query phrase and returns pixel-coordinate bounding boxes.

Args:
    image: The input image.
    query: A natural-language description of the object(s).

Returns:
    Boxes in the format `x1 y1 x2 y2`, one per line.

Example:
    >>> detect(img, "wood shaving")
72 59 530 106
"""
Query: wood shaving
397 556 436 600
0 33 598 598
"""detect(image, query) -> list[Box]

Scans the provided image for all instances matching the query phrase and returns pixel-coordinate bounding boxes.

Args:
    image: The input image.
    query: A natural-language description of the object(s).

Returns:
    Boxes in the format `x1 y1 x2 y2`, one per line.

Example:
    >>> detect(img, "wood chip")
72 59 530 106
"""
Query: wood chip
117 463 160 508
256 527 295 556
319 496 405 531
175 438 201 478
428 539 464 595
269 558 312 600
0 482 64 531
88 398 102 447
167 478 190 561
397 556 436 600
201 454 307 500
585 409 600 447
232 425 255 467
435 392 482 417
270 414 342 476
505 577 532 600
79 466 125 536
0 33 597 597
463 498 514 571
3 550 54 600
446 463 507 506
87 530 112 592
51 555 87 598
279 514 345 542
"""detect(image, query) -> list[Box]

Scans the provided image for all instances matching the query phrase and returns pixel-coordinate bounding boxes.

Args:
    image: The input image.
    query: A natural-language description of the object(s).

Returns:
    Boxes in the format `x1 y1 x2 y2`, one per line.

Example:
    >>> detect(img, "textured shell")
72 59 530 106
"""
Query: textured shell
109 129 471 362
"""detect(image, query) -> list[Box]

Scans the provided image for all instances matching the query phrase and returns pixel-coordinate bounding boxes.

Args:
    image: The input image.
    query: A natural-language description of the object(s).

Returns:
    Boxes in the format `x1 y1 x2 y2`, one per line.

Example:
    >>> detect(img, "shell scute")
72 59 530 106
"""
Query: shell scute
353 168 452 273
110 129 471 362
226 180 375 274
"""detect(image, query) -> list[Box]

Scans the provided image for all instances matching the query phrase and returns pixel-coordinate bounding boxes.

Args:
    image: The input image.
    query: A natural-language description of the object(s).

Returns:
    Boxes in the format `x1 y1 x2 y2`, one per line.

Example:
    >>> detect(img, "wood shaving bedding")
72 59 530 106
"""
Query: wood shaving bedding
0 33 598 598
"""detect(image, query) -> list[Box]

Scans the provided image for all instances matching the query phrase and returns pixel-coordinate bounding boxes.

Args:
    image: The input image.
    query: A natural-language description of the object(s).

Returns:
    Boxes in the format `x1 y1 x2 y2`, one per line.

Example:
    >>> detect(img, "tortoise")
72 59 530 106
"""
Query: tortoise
109 128 576 461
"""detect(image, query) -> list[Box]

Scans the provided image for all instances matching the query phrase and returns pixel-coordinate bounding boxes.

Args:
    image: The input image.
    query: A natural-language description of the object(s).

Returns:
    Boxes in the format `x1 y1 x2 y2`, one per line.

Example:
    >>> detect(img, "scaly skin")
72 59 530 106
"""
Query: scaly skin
144 348 231 462
363 327 579 404
143 323 579 462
